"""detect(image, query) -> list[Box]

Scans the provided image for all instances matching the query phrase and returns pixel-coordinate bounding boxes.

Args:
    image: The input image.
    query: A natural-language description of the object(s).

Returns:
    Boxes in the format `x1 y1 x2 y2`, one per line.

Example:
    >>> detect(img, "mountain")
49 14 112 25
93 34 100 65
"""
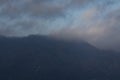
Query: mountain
0 35 120 80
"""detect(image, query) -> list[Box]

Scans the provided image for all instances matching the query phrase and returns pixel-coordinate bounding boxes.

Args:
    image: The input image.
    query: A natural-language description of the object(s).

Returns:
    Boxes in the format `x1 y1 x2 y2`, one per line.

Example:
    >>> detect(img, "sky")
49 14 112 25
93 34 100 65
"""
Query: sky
0 0 120 51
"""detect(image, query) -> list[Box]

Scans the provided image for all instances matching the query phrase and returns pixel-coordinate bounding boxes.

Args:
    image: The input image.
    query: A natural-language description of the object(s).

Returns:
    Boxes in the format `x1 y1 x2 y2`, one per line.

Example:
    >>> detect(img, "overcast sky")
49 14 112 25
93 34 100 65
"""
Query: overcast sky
0 0 120 51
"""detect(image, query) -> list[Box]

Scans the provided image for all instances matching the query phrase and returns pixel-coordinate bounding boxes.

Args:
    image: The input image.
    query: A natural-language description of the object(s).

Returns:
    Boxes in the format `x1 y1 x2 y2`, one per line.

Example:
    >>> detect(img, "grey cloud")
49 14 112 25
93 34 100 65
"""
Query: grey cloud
0 0 120 51
71 0 95 5
0 0 69 18
0 0 93 18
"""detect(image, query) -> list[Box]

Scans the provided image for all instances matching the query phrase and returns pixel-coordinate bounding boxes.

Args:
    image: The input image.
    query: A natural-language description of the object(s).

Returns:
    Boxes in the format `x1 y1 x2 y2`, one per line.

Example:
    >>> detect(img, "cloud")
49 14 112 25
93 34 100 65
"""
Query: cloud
50 0 120 51
0 0 67 17
0 0 120 51
0 0 70 36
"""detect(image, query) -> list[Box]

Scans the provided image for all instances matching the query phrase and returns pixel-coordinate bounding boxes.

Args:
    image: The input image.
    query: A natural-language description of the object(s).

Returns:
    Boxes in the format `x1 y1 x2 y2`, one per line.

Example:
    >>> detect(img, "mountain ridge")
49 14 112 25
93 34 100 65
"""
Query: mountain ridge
0 35 120 80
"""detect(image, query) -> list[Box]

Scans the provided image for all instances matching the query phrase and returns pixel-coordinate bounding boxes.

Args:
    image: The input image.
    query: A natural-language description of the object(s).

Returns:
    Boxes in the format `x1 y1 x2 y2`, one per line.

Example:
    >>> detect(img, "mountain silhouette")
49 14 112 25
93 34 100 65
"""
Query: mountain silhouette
0 35 120 80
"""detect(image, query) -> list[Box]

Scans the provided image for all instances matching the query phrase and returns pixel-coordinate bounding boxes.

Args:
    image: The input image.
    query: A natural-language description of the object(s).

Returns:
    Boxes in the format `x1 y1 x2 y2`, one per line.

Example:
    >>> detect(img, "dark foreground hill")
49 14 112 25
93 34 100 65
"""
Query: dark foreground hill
0 35 120 80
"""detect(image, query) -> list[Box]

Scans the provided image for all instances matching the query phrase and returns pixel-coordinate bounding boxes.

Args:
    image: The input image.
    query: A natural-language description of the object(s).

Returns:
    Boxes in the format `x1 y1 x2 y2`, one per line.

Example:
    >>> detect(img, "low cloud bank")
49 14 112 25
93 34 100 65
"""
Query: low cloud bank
0 0 120 51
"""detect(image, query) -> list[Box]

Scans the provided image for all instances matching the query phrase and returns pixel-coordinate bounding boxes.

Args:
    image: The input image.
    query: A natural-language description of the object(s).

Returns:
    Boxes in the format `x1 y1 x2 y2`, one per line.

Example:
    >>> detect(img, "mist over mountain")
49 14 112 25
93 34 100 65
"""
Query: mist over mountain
0 35 120 80
0 0 120 79
0 0 120 51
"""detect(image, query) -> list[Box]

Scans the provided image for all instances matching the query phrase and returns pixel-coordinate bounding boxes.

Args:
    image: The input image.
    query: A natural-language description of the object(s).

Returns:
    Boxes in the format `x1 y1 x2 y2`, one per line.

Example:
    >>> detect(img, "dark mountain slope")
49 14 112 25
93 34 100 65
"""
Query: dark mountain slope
0 35 120 80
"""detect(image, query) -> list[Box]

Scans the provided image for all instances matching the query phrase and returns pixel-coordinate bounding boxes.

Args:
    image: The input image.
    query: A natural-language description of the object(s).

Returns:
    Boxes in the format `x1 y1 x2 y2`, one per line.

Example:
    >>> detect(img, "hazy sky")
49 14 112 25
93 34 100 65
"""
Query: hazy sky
0 0 120 51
